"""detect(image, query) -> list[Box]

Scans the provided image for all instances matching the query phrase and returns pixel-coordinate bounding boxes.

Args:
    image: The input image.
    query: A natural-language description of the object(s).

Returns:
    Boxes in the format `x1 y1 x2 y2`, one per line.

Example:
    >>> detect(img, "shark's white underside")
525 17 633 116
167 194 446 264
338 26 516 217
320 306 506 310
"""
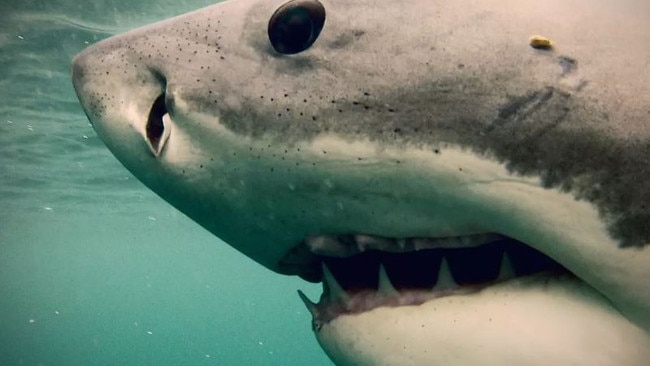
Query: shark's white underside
318 276 650 366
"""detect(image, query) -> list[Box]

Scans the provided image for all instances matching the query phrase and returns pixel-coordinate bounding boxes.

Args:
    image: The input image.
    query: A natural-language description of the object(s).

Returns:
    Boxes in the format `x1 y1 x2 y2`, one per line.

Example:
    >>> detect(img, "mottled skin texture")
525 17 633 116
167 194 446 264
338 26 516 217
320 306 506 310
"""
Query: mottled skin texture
74 0 650 246
72 0 650 364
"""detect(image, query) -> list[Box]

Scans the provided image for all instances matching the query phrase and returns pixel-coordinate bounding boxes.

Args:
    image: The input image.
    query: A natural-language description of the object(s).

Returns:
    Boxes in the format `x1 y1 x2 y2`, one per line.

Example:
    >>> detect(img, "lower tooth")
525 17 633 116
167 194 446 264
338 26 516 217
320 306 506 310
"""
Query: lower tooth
322 263 350 304
433 258 458 291
297 290 317 317
377 264 399 296
497 252 516 281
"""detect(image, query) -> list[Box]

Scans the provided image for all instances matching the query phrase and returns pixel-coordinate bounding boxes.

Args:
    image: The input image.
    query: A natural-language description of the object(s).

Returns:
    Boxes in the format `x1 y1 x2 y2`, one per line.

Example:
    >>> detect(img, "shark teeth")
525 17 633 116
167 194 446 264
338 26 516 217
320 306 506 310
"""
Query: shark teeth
355 235 395 253
306 236 359 257
305 233 504 257
296 236 566 326
497 252 516 281
433 258 457 291
297 290 324 331
322 263 350 304
297 289 317 316
377 264 399 297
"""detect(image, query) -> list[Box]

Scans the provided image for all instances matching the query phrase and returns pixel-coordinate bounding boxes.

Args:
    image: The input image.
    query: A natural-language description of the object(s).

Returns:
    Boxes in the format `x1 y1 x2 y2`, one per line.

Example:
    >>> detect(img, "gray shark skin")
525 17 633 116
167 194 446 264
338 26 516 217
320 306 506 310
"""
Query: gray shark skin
72 0 650 364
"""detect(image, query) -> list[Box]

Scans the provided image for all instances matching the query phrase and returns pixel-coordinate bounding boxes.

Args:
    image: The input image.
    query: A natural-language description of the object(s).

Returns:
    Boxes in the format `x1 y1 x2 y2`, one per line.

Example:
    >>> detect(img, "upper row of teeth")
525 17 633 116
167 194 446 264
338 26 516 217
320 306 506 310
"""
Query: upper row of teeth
306 233 505 257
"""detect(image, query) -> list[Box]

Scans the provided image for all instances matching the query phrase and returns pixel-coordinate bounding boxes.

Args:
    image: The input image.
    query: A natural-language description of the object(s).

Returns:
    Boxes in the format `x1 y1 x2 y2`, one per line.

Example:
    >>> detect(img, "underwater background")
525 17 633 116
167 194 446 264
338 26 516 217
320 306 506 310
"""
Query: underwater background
0 0 329 364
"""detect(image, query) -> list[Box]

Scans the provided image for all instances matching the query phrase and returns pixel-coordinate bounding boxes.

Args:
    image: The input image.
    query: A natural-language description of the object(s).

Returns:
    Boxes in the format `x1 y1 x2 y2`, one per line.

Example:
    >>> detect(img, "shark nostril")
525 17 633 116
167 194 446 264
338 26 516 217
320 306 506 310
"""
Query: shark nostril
146 93 169 156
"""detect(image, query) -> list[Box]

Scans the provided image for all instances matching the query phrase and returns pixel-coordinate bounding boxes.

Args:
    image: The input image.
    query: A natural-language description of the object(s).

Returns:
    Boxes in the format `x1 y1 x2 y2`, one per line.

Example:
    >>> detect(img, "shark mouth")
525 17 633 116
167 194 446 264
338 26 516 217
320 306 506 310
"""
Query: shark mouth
289 234 569 330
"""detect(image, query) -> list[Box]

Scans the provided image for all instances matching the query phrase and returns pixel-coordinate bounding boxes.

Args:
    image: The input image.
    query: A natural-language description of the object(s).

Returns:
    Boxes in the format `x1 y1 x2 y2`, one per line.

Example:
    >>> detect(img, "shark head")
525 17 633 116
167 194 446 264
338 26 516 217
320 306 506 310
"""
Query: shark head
72 0 650 364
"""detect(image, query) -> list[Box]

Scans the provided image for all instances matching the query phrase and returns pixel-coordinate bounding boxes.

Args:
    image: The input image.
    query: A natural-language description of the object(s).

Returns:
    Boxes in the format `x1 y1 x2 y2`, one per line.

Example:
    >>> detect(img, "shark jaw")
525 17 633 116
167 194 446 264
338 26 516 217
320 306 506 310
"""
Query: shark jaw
292 234 650 366
295 234 566 327
312 273 650 366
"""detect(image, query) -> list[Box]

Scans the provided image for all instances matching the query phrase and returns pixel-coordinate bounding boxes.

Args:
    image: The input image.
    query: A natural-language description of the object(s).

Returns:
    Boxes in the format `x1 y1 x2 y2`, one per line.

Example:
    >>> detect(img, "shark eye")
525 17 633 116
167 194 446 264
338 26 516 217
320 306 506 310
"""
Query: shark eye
268 0 326 54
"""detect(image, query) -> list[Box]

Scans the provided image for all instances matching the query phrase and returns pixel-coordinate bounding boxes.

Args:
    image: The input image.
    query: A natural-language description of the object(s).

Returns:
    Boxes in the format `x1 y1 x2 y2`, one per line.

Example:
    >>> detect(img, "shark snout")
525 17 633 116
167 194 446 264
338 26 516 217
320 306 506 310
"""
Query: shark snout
71 40 174 157
71 50 98 124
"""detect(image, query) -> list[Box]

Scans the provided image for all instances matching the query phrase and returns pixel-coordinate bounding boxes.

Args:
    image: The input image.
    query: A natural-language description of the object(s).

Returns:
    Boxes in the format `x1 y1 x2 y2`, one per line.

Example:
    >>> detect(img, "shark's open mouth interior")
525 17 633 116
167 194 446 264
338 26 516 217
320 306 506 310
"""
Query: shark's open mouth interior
291 234 569 328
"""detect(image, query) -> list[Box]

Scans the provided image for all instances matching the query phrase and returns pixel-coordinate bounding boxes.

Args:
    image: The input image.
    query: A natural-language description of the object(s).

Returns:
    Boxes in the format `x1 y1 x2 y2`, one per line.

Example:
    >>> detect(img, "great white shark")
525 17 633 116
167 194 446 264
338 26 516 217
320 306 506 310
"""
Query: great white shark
71 0 650 364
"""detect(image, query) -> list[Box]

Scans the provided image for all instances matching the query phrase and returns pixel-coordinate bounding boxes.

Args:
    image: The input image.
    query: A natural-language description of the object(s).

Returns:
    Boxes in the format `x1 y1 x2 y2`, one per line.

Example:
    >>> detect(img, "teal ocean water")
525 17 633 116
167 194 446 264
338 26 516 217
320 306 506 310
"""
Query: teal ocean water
0 0 329 364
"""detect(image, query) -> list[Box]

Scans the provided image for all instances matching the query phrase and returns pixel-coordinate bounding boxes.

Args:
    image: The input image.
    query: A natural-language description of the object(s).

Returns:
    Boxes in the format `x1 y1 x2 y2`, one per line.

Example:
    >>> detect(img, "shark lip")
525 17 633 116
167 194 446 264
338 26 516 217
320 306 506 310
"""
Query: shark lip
287 234 570 328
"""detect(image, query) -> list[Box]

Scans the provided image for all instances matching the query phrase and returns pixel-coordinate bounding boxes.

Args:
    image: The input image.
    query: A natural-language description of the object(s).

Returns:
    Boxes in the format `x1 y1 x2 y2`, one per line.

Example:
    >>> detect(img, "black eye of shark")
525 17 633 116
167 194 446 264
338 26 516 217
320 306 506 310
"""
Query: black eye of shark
268 0 326 54
146 93 170 156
